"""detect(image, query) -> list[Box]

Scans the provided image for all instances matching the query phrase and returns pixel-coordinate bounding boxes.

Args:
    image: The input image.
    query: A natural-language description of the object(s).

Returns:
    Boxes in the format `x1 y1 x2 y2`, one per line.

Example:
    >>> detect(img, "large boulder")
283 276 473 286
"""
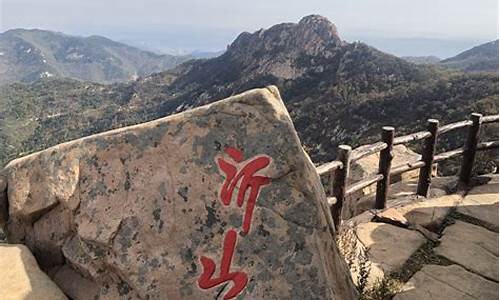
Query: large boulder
343 145 424 218
2 86 357 299
350 144 422 192
0 173 7 242
0 244 68 300
0 173 7 225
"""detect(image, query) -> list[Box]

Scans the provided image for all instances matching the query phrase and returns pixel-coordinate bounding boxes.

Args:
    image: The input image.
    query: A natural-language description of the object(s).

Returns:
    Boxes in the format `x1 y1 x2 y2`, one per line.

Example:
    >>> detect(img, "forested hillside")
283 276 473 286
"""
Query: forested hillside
1 16 497 173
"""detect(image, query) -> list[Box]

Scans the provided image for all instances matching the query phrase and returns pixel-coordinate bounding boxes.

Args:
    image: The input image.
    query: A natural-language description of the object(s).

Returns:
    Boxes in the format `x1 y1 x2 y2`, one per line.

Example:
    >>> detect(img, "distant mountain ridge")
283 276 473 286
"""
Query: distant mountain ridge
440 39 498 72
0 15 498 173
0 29 191 85
401 56 441 65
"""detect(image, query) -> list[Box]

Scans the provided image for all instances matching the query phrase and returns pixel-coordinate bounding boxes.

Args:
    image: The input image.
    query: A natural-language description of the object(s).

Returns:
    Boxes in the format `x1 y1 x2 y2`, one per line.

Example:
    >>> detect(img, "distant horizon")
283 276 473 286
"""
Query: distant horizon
1 24 497 59
1 0 498 57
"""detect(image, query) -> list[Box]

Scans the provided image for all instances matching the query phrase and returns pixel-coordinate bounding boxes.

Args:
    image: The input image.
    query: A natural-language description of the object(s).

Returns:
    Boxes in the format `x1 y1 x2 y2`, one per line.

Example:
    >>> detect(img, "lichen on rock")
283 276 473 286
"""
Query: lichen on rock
2 86 357 299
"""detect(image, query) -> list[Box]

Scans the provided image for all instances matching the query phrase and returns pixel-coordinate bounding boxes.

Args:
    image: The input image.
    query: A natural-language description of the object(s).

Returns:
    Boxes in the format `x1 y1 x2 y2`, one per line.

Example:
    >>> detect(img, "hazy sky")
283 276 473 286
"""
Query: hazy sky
1 0 498 57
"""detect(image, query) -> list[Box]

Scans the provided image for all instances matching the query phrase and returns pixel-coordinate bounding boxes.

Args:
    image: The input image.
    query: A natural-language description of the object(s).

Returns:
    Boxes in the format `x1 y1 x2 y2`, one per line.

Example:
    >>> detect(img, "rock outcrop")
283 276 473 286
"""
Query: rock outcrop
2 86 357 299
226 14 343 80
344 145 439 218
350 145 422 190
0 173 7 225
0 244 68 300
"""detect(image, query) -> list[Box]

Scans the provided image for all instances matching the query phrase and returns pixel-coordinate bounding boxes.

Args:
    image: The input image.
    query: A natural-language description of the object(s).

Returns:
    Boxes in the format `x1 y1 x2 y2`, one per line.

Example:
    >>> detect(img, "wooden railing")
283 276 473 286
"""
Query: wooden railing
317 113 499 229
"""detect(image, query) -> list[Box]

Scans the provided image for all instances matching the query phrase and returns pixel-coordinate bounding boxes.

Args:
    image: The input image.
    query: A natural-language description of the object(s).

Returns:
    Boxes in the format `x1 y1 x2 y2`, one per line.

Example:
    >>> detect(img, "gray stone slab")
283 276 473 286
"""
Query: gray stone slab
395 194 462 231
394 264 498 300
458 179 499 227
353 222 426 285
458 202 499 228
435 221 498 282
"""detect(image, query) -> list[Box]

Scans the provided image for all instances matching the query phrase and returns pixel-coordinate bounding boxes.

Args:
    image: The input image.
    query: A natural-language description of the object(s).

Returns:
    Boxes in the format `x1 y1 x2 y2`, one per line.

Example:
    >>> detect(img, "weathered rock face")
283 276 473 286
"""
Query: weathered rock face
227 15 343 80
344 145 424 218
0 244 68 300
0 174 7 223
350 145 420 185
350 144 422 195
2 86 357 299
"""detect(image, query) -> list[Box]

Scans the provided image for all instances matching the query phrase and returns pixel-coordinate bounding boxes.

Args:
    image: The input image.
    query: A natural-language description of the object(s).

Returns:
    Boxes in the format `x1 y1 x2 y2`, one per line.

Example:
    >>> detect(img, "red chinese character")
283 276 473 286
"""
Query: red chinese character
198 229 248 299
217 147 271 234
198 147 271 299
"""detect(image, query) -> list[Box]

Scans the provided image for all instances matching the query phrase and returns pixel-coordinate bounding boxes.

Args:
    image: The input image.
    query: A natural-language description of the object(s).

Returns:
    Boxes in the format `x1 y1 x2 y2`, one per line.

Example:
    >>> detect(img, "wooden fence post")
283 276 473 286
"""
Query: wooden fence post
332 145 352 229
328 173 335 196
375 126 395 209
417 119 439 197
459 113 483 186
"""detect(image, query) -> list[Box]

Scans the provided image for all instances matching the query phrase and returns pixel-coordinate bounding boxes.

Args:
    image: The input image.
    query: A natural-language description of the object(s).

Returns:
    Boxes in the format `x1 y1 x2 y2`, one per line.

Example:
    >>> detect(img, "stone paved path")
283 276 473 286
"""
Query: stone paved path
340 174 499 299
396 175 499 300
394 264 498 300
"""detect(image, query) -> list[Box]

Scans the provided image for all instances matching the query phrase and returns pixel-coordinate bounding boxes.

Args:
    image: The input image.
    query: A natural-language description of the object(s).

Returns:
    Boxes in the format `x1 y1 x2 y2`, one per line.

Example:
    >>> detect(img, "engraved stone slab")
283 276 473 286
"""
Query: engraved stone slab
3 86 356 299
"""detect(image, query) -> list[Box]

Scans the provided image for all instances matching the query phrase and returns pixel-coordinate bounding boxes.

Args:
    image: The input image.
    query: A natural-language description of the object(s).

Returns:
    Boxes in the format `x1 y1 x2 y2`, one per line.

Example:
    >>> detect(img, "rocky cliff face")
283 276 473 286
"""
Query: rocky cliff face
1 87 357 299
164 14 416 105
224 15 343 80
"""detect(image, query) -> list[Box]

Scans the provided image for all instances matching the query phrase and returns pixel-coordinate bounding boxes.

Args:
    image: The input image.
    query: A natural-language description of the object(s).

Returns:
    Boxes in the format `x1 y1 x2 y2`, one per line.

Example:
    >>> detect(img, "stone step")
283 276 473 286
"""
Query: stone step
457 175 499 229
354 176 457 217
338 221 426 288
435 220 499 282
394 264 498 300
344 175 500 298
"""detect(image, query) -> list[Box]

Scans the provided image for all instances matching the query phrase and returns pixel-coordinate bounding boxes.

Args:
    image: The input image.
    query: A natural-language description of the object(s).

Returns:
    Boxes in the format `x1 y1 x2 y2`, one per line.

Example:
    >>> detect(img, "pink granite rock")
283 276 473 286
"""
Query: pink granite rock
0 173 7 225
2 86 357 299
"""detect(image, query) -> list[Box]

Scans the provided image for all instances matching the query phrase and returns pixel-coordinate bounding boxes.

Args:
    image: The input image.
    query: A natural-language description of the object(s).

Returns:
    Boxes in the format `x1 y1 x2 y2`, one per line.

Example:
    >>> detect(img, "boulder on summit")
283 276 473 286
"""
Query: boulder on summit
2 86 357 299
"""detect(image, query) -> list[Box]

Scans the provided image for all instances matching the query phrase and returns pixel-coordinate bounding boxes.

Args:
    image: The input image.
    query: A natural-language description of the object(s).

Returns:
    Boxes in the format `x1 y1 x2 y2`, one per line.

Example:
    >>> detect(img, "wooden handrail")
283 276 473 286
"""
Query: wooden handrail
393 130 431 145
482 115 499 124
417 119 439 197
477 140 499 151
438 120 472 134
459 113 483 185
316 160 343 176
317 115 498 178
375 127 395 209
434 148 465 162
319 113 498 223
351 142 387 162
345 174 384 196
331 145 352 229
390 160 425 176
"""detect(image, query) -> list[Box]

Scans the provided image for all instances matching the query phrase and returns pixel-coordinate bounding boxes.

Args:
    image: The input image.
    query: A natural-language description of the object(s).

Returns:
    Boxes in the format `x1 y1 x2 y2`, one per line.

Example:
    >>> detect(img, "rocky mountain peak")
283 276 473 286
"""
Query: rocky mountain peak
222 15 343 80
298 14 341 41
227 15 342 56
